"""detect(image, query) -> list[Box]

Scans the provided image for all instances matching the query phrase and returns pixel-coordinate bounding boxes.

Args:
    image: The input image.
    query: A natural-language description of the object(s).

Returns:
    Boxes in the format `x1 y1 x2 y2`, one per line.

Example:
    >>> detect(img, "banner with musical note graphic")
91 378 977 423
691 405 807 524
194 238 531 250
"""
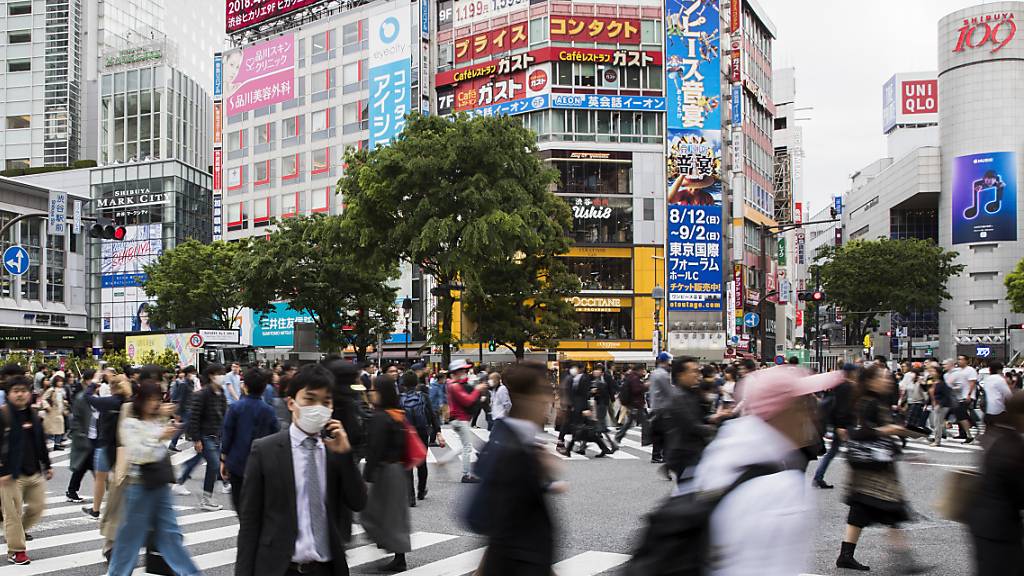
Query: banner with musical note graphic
952 151 1017 245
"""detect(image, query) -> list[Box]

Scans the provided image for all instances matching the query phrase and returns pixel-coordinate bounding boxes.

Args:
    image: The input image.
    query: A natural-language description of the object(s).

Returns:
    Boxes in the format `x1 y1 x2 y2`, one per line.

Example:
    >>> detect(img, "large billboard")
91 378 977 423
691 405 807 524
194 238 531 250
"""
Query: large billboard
100 224 163 333
369 5 412 147
226 0 324 33
224 34 296 116
882 72 938 133
665 0 723 312
952 151 1017 244
252 303 315 347
452 0 530 28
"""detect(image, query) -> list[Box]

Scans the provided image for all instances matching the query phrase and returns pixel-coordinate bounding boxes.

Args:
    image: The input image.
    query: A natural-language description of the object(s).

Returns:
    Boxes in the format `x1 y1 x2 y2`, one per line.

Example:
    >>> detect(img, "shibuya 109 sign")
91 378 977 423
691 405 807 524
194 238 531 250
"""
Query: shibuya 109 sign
953 11 1016 53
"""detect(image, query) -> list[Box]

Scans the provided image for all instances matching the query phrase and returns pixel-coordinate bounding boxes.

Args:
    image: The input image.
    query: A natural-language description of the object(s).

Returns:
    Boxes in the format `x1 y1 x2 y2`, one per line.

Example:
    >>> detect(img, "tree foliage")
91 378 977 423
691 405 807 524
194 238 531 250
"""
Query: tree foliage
813 238 965 342
339 112 565 364
1006 257 1024 314
143 240 244 330
235 215 398 357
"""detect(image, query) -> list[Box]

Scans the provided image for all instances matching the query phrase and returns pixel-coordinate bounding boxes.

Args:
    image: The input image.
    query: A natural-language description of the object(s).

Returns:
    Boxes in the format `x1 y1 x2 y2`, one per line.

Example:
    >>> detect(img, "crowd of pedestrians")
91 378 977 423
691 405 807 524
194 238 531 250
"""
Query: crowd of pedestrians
0 351 1020 575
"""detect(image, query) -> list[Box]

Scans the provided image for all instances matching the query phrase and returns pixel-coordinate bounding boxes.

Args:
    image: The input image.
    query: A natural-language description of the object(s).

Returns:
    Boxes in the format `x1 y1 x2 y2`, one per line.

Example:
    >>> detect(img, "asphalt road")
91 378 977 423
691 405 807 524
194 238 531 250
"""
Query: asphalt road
1 424 981 576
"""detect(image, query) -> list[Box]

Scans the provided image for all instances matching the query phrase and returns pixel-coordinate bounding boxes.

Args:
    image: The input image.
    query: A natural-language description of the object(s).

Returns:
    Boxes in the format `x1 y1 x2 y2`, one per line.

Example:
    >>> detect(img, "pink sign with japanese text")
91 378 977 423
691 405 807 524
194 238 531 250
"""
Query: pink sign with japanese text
224 34 296 116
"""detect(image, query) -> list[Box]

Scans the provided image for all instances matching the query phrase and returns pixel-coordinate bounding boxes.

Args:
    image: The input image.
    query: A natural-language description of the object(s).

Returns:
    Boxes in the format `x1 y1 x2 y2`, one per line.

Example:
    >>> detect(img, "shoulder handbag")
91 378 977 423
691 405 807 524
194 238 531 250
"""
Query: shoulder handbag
139 453 175 490
401 421 427 470
845 436 895 470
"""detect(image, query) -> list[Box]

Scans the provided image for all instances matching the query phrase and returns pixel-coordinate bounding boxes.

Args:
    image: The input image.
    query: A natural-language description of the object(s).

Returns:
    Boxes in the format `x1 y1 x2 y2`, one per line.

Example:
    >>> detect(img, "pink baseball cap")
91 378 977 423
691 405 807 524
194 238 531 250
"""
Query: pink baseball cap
740 365 845 420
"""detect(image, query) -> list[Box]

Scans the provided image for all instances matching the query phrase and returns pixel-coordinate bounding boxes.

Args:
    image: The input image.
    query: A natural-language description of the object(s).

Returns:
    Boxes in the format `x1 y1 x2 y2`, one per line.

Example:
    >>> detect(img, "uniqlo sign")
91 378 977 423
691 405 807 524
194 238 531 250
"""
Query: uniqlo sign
901 80 937 115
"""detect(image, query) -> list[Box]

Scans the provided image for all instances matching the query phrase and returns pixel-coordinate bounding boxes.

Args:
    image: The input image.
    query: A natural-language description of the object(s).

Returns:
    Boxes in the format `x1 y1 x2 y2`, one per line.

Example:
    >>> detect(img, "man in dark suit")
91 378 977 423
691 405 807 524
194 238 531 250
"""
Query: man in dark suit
236 364 367 576
466 362 560 576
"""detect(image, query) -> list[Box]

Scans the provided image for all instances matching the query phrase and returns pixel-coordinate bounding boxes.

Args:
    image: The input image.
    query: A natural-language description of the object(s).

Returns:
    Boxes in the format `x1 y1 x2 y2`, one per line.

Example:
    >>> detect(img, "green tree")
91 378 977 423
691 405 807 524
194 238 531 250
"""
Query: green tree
237 215 399 358
813 238 965 344
143 240 245 330
339 113 564 365
1005 257 1024 313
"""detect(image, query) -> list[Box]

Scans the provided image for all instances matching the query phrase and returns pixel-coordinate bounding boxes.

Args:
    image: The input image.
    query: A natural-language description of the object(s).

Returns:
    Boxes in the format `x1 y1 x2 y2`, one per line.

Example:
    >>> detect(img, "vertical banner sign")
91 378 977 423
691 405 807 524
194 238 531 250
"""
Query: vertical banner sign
213 149 223 191
213 103 223 145
48 190 67 235
834 195 843 215
952 151 1017 244
369 6 412 147
212 194 223 242
777 236 786 266
419 0 431 114
794 201 803 224
730 0 741 33
726 280 736 341
213 53 223 99
796 231 806 264
665 0 723 312
72 200 82 234
733 264 744 334
731 84 742 126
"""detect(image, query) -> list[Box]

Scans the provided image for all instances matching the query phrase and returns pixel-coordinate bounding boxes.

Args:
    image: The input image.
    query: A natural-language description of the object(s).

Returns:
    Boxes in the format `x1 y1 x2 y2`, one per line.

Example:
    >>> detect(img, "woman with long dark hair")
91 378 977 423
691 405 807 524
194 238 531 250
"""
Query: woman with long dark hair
360 374 411 572
835 364 925 573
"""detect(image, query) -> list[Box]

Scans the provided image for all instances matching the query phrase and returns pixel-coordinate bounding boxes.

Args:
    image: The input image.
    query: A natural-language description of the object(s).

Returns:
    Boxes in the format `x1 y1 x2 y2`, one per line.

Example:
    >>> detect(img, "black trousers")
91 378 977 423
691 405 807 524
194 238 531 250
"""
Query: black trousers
67 441 95 494
973 535 1024 576
284 561 336 576
650 412 667 460
229 472 244 512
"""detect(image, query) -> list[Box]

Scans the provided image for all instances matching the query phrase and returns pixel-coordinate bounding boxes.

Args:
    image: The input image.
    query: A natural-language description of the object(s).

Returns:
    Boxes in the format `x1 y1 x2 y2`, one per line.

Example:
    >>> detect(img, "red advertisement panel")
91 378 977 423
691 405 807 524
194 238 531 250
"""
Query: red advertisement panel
437 46 661 86
901 79 938 115
227 0 325 34
549 16 641 44
453 63 548 112
213 149 223 191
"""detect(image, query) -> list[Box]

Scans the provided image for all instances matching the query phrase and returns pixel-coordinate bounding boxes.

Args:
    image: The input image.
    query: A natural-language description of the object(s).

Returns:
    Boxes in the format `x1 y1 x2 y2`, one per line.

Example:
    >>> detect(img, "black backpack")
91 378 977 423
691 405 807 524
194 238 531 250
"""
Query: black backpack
401 391 430 432
622 464 789 576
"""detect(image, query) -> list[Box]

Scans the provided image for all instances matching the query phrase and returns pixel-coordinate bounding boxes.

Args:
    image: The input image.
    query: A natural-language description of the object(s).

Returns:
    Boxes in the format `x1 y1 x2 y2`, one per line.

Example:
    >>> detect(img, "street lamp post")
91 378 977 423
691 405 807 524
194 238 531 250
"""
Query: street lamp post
652 285 665 355
402 297 413 363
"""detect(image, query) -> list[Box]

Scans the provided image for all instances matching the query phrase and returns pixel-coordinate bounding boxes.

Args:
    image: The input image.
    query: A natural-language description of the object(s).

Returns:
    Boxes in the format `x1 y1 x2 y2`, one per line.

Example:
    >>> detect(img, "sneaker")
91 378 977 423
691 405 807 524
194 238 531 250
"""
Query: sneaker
82 506 100 519
963 437 975 445
172 483 191 496
221 483 232 494
199 496 223 511
52 445 64 451
65 491 84 503
7 552 29 565
813 479 835 490
24 534 32 541
460 475 481 484
168 446 181 453
417 488 428 500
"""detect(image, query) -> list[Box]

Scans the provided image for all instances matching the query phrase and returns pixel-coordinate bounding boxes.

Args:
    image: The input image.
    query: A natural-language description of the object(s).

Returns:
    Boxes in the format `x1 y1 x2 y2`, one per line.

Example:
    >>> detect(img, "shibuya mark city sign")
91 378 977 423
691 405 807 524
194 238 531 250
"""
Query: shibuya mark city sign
953 12 1016 53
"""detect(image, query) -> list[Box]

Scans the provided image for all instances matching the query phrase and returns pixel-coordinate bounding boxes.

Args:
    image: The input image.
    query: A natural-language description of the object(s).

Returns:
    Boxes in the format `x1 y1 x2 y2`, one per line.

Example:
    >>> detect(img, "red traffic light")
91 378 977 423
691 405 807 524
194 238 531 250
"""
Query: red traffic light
885 331 893 337
811 291 825 301
112 226 127 241
88 219 128 241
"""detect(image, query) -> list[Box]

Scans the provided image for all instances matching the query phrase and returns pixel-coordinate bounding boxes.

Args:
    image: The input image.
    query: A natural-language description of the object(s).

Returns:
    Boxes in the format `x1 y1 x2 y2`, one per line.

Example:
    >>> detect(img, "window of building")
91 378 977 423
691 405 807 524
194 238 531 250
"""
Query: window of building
255 123 272 145
576 309 632 340
312 147 330 174
46 234 64 303
20 221 40 301
227 202 247 231
342 62 360 87
7 30 31 44
312 31 332 56
643 198 655 221
227 166 245 190
8 1 31 15
641 20 661 44
253 197 272 227
311 188 331 213
438 43 454 71
553 160 631 195
254 160 271 186
282 116 301 138
5 158 30 170
228 129 247 151
342 100 368 133
312 69 333 93
282 153 301 180
6 115 30 129
342 22 360 47
529 17 548 45
567 196 633 244
574 63 596 87
7 59 30 73
312 109 331 132
564 257 632 291
282 191 302 217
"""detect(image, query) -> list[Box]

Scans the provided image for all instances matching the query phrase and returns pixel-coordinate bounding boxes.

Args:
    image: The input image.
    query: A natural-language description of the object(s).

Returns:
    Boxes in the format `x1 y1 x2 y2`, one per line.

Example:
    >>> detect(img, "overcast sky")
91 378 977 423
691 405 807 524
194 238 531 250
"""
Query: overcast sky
758 0 983 213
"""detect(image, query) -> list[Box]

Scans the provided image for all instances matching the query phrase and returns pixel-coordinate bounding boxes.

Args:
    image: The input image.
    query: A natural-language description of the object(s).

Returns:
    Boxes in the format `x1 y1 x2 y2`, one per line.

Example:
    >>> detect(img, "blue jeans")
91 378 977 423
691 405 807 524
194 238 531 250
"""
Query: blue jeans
107 483 202 576
178 435 221 494
813 432 842 482
169 411 190 448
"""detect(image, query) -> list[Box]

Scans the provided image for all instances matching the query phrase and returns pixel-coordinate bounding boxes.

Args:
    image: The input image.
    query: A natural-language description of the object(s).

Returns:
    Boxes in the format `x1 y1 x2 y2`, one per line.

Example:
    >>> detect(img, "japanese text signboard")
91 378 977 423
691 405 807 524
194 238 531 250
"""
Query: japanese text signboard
369 6 412 147
665 0 723 312
455 23 529 64
227 0 324 33
550 15 641 44
223 34 296 116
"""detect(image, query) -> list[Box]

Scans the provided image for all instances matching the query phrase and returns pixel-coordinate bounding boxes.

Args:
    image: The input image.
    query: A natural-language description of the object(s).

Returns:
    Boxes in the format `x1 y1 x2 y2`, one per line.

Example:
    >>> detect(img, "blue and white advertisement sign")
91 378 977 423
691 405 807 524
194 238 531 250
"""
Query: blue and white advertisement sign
550 94 666 111
369 6 412 147
252 303 315 348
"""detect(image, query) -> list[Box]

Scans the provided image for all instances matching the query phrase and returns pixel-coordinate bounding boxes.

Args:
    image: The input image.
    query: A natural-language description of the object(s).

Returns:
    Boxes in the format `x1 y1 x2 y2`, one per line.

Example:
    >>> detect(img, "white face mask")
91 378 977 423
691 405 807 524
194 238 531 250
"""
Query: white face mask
569 367 579 376
295 404 332 435
211 374 225 386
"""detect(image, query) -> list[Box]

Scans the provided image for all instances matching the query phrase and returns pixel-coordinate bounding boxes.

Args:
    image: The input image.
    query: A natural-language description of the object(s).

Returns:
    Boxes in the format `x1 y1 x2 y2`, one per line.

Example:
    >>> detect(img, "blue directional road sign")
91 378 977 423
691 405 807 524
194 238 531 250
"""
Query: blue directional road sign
3 246 29 276
743 312 760 328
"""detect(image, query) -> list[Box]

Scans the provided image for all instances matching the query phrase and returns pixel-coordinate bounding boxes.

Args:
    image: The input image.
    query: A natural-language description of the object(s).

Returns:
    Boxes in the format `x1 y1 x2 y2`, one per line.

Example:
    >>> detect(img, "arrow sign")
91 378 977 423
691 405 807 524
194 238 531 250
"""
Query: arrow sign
743 312 760 329
3 246 29 276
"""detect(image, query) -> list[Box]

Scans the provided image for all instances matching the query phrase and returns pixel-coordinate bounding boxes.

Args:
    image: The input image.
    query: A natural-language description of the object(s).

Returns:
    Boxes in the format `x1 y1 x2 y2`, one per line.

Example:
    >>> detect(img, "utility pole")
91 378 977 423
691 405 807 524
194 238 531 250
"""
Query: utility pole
814 265 822 369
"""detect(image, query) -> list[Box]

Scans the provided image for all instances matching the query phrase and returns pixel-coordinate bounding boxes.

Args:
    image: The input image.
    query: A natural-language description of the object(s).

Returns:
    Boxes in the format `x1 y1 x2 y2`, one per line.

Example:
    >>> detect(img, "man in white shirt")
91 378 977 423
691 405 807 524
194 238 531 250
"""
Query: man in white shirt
943 356 978 444
982 361 1014 426
224 362 243 405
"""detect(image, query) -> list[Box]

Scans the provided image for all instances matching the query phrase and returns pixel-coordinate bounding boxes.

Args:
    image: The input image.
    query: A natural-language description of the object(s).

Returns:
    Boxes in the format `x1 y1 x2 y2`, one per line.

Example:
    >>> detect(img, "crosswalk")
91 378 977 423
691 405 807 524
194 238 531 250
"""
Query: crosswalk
15 435 634 576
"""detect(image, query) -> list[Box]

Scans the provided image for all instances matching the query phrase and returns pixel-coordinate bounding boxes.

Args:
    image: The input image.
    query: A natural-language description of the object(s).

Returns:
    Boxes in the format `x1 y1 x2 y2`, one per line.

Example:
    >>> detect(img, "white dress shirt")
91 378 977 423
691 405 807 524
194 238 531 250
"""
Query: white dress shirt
983 374 1013 416
490 384 512 420
289 424 330 563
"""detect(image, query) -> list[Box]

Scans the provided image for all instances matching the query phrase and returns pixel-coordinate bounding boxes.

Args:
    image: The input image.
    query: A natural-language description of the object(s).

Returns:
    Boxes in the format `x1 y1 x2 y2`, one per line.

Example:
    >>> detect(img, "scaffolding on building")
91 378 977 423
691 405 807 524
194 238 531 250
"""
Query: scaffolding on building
773 147 793 225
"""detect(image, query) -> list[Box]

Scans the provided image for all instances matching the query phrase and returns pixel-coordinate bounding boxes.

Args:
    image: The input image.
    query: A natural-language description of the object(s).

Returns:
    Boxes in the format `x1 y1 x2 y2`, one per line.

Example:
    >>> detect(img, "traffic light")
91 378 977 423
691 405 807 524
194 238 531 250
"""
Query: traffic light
1009 324 1024 330
797 291 826 302
488 340 497 352
89 218 126 241
884 331 893 337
